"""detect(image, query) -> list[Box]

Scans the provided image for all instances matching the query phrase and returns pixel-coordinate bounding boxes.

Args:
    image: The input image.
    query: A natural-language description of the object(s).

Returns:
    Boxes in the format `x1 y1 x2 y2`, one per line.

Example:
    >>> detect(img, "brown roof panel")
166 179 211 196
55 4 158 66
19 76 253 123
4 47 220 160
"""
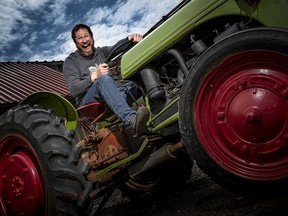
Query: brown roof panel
0 62 70 105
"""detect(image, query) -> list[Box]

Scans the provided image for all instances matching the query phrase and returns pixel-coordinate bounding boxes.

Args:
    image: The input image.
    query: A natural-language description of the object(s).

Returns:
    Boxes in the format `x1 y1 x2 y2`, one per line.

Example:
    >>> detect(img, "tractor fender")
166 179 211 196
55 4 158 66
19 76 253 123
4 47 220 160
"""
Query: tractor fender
20 91 78 131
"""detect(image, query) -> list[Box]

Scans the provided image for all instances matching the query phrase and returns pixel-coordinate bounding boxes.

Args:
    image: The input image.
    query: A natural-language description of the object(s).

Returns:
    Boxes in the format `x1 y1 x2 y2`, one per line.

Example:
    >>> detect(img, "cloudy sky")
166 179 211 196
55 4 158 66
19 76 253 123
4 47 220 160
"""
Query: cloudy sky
0 0 182 62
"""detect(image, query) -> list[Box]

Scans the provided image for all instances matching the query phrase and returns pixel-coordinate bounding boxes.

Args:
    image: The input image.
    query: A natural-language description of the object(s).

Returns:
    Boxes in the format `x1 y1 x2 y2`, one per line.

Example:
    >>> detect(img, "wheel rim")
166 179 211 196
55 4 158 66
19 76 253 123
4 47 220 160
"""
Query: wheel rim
195 50 288 181
0 135 45 215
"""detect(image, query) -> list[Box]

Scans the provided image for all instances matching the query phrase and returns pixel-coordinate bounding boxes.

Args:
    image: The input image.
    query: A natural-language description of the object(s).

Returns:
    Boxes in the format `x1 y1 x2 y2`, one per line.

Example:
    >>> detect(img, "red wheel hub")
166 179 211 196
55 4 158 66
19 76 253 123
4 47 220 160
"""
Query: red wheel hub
0 136 45 216
228 88 285 146
196 50 288 180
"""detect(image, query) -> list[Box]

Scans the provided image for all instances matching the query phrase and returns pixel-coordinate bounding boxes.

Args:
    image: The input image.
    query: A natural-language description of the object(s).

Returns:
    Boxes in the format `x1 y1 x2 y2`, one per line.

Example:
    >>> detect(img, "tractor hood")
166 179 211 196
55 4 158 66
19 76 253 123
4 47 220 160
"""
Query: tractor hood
120 0 227 79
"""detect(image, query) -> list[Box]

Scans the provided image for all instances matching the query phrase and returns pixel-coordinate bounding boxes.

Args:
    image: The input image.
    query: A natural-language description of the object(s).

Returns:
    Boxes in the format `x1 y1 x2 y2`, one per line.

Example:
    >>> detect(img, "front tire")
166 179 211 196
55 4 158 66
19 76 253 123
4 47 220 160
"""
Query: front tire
179 27 288 192
0 105 92 215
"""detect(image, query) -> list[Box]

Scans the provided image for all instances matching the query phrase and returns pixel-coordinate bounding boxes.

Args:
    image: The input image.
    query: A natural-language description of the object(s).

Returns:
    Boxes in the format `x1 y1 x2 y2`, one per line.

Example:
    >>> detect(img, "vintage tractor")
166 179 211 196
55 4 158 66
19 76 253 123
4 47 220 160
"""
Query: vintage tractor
1 0 288 215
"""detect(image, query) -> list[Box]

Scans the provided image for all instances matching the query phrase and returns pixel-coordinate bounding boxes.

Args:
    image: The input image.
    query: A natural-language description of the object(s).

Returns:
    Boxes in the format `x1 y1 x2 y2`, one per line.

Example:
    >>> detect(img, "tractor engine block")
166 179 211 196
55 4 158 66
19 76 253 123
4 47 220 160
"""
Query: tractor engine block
78 128 129 169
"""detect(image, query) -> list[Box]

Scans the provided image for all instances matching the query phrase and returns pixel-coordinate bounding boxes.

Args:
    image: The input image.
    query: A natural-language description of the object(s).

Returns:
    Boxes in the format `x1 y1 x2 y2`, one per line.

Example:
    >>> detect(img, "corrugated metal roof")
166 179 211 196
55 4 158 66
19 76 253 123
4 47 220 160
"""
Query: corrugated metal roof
0 62 70 105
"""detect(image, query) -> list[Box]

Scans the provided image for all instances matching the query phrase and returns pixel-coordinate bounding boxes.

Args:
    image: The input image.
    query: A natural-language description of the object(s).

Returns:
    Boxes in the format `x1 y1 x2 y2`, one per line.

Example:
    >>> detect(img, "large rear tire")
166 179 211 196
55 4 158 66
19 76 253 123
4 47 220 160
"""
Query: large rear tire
0 105 92 215
179 27 288 193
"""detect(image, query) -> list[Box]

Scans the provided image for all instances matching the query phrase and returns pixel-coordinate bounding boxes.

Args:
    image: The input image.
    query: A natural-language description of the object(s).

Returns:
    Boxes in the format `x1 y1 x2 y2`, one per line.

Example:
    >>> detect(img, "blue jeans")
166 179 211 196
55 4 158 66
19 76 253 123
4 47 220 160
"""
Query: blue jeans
81 74 141 125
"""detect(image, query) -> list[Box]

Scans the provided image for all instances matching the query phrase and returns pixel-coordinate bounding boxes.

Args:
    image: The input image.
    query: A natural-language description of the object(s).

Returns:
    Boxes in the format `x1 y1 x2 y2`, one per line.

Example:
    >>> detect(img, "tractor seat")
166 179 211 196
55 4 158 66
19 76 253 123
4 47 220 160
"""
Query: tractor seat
77 102 112 123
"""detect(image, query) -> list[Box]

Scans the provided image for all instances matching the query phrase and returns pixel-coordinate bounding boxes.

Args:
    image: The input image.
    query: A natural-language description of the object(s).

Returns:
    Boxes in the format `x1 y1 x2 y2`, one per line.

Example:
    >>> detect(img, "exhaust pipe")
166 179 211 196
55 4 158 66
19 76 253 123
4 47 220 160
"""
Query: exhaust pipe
128 142 184 179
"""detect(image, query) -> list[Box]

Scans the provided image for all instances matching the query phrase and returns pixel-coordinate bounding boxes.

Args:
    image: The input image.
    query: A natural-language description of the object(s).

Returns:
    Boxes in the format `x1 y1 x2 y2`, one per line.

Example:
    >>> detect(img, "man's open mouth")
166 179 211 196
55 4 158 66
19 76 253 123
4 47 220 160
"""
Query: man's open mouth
82 43 91 50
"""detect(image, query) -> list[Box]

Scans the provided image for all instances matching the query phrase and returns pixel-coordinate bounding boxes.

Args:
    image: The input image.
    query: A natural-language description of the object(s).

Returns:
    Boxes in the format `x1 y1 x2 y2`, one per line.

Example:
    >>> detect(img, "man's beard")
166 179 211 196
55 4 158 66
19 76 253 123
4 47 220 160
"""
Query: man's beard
77 41 94 58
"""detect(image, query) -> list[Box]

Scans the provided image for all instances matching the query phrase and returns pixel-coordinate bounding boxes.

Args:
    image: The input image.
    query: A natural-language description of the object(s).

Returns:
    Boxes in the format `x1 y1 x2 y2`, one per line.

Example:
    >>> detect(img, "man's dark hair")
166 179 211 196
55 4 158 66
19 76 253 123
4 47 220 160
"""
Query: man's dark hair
71 24 93 43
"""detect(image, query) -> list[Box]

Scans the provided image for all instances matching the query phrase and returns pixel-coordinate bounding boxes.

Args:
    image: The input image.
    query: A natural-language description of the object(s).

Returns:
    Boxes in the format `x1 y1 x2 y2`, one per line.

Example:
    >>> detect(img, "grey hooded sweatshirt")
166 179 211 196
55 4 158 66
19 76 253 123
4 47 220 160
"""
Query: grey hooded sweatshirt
63 37 132 106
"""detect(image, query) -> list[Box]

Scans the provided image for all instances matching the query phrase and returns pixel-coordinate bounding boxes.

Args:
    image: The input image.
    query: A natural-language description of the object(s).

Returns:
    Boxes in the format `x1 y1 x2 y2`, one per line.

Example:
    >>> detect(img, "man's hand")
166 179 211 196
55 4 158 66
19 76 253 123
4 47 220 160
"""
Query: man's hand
91 63 109 82
128 33 143 43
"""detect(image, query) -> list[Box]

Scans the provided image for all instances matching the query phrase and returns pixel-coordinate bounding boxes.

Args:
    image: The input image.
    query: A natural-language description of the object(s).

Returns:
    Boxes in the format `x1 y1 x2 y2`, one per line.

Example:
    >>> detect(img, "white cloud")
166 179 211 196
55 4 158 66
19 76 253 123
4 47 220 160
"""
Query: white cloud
44 0 72 25
0 0 48 57
86 0 182 46
15 0 49 10
19 43 33 54
28 31 38 43
28 31 74 61
85 6 112 25
0 4 30 46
